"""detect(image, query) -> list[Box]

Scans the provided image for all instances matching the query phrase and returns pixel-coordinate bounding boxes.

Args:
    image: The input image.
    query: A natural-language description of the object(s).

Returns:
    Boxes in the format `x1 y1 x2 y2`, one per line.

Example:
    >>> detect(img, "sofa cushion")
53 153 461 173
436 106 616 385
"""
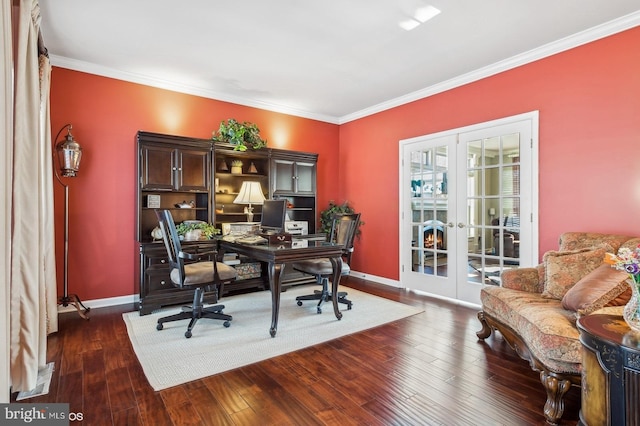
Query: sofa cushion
480 286 581 374
558 232 632 253
619 237 640 251
541 248 606 300
561 264 631 315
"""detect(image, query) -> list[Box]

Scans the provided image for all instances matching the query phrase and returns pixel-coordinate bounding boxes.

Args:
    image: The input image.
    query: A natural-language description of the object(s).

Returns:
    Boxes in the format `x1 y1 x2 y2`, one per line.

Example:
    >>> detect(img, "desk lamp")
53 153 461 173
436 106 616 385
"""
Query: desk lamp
233 181 266 222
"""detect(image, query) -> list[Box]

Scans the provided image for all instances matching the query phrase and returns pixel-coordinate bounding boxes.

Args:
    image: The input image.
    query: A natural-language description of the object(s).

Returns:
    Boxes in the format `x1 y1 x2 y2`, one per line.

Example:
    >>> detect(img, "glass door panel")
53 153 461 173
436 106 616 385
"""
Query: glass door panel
403 135 456 298
458 125 529 305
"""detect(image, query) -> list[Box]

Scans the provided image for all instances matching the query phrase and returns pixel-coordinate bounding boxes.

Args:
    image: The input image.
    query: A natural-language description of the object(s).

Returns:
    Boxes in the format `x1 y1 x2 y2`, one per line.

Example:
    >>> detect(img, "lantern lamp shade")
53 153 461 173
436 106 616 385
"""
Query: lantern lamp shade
56 127 82 177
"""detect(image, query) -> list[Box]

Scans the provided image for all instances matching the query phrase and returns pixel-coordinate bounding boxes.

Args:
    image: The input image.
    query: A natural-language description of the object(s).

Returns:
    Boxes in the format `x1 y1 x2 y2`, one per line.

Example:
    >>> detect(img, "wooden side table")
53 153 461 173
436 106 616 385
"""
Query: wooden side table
577 314 640 426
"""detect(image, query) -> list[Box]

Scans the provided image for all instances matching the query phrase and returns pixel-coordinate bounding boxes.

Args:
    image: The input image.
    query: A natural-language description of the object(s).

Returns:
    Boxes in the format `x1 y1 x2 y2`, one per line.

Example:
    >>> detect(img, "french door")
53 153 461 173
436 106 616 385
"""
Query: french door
400 112 538 305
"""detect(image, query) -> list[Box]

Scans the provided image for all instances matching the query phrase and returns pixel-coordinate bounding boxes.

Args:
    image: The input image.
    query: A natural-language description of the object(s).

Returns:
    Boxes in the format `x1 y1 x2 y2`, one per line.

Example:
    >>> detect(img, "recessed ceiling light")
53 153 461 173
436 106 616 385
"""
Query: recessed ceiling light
415 5 441 23
399 4 441 31
399 19 421 31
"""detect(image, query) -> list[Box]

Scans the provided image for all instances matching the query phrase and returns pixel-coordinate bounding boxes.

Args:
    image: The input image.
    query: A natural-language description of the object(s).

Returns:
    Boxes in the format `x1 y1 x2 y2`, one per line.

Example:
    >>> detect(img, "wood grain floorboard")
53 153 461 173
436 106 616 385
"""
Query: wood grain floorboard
10 277 580 425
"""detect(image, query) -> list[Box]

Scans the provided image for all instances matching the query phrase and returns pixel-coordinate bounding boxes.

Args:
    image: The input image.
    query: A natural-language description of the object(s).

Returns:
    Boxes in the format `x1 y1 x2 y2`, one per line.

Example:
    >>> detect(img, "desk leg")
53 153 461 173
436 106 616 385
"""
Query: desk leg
268 262 285 337
330 256 343 320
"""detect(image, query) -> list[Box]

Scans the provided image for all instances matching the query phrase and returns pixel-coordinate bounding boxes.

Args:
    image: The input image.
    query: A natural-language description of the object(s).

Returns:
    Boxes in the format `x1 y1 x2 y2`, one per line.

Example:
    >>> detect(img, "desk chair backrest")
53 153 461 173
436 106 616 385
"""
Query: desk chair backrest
328 213 361 264
155 209 188 286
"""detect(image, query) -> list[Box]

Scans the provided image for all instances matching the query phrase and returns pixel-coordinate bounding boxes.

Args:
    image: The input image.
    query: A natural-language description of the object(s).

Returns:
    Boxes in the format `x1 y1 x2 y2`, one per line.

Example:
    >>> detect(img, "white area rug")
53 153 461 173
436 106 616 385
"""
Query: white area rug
123 285 423 391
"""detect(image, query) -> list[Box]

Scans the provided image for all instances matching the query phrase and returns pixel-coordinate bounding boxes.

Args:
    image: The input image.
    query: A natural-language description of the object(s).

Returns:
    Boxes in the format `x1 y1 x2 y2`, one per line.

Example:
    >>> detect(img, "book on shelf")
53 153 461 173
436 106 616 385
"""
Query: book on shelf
222 253 238 261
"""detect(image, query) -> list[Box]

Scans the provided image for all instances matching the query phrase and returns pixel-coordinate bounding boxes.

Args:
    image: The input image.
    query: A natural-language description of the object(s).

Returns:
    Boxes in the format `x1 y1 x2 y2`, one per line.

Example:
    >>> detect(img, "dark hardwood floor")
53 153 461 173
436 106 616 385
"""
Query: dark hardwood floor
11 277 580 425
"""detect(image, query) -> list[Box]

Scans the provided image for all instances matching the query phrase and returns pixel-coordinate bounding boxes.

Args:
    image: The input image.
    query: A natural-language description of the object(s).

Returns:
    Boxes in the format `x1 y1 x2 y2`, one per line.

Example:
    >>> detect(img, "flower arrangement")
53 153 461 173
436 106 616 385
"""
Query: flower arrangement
604 245 640 283
605 244 640 332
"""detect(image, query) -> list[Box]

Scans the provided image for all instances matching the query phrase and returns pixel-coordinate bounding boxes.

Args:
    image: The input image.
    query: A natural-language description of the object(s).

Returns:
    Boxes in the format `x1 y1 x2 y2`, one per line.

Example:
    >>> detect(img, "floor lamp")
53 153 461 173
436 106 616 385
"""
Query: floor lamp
53 124 90 320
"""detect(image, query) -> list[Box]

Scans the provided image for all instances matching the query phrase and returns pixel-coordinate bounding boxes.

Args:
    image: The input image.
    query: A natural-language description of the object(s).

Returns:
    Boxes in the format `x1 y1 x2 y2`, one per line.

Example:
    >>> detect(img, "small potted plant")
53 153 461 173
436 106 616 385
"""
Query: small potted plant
212 118 267 152
176 222 220 241
230 160 243 174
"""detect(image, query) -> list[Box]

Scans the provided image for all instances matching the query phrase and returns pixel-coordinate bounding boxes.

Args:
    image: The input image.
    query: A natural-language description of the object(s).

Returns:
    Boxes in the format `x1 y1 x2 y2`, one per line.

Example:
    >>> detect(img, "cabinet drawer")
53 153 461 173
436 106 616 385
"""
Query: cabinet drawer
146 269 174 293
147 256 169 267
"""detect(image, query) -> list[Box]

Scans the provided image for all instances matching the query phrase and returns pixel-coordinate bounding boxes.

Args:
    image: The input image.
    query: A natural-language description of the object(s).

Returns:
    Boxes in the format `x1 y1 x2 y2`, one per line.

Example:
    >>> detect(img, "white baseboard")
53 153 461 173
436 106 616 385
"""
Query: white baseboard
56 272 480 312
57 294 139 314
348 270 401 288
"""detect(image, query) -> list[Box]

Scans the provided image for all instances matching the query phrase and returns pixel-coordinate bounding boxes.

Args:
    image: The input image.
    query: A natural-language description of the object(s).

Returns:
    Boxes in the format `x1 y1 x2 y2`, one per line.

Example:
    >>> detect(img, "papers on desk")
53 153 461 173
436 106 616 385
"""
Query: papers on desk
292 239 308 248
235 235 268 245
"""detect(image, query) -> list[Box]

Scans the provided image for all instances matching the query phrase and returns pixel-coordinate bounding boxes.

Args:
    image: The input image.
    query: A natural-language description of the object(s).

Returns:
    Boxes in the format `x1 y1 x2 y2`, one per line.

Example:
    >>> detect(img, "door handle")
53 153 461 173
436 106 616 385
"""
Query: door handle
457 223 465 228
447 222 454 228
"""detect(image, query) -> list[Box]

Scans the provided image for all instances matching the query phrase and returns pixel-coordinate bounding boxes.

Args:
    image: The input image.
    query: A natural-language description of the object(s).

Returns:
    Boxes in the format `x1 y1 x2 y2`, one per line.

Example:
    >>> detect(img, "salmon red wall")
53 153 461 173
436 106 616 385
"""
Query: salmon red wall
50 69 339 301
341 27 640 280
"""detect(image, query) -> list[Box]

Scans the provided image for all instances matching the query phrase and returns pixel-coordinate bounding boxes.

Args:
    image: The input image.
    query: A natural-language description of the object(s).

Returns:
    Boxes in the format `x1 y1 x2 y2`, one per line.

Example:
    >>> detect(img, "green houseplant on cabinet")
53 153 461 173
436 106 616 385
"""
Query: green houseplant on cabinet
212 118 267 152
318 201 364 238
175 222 219 241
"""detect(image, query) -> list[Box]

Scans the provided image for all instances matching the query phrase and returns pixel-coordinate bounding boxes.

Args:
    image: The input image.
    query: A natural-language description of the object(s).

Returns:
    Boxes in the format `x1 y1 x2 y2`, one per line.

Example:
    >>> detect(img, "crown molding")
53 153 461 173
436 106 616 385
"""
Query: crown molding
50 11 640 125
49 55 341 124
339 11 640 124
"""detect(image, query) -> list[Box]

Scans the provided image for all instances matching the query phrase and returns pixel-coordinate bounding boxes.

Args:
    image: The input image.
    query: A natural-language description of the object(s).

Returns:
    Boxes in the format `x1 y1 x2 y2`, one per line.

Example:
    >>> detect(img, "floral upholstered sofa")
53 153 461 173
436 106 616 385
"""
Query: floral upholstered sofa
477 232 639 425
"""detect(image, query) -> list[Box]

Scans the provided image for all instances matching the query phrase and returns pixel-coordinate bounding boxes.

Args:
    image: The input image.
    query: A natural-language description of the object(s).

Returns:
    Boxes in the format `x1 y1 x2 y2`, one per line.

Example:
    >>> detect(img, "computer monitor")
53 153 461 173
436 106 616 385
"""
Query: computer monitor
260 199 287 234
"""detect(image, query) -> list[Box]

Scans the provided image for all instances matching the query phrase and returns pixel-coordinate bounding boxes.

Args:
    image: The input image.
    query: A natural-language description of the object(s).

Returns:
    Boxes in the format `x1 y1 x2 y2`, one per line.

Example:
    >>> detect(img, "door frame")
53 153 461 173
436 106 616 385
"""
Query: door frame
399 111 539 302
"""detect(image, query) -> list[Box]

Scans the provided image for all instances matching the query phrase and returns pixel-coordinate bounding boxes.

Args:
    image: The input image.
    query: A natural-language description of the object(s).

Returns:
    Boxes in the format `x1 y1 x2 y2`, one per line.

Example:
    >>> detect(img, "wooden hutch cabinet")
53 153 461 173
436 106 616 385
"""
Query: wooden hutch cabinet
136 132 320 315
270 148 318 232
137 132 219 315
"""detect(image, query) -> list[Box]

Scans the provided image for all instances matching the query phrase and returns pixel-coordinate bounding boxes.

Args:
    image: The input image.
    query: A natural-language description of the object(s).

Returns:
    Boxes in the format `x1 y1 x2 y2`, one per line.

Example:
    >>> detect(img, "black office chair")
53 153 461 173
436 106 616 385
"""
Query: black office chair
292 213 361 313
154 210 237 338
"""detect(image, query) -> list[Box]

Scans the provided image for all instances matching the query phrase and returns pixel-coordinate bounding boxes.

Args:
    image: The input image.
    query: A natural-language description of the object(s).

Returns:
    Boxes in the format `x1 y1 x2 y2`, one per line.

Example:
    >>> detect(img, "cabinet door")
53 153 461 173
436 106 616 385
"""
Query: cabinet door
272 159 295 194
176 149 209 191
141 145 175 190
294 161 316 194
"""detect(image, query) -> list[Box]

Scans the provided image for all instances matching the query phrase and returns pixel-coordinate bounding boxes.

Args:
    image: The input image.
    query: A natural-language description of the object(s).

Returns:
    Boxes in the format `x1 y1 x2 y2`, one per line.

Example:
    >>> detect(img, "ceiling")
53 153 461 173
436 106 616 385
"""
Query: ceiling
39 1 640 124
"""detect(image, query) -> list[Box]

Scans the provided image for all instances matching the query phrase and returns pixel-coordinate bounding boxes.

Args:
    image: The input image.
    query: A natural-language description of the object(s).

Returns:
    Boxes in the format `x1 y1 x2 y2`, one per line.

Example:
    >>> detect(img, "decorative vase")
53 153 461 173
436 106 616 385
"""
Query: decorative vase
184 229 202 241
623 279 640 333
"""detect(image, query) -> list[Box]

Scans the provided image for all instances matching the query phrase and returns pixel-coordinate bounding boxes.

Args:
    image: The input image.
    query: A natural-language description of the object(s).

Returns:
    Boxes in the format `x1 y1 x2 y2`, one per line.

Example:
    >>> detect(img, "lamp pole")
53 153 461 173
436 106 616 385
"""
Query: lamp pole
53 124 90 320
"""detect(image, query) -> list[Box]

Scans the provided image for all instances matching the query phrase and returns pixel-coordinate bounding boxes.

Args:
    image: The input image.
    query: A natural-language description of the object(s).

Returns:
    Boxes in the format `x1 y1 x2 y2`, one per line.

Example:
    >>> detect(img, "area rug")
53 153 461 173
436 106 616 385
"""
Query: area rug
123 285 423 391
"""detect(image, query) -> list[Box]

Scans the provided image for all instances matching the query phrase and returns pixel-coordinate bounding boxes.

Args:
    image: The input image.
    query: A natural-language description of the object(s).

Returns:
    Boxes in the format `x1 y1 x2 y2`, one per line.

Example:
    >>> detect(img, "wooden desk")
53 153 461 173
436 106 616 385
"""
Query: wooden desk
577 314 640 426
219 239 344 337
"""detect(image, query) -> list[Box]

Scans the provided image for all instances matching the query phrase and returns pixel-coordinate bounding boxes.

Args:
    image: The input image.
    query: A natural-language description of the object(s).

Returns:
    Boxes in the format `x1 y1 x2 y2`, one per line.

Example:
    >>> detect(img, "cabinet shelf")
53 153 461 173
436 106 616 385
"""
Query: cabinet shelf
216 172 267 178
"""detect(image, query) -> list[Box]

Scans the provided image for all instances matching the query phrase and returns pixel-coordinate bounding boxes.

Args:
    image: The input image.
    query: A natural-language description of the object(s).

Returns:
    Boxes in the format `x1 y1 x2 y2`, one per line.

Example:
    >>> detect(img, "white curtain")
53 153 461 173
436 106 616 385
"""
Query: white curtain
10 0 58 392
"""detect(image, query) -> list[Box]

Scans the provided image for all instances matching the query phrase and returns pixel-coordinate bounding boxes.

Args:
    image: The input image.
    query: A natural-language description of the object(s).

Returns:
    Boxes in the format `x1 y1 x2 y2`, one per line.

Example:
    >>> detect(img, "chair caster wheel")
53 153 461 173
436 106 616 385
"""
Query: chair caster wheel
156 323 163 331
317 307 322 314
297 301 303 306
185 330 192 338
223 321 231 328
347 305 352 310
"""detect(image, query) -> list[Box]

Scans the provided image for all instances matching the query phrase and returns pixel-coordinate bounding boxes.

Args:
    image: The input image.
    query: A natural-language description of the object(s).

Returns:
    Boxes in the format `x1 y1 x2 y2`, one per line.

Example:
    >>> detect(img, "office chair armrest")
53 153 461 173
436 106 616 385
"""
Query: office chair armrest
179 248 221 262
178 251 199 261
194 248 224 262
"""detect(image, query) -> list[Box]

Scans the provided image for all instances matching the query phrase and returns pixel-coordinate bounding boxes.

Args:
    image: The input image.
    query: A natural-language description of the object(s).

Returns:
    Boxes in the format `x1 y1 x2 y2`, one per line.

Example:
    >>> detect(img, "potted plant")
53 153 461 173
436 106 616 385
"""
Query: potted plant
212 118 267 152
176 221 220 241
230 159 243 174
318 201 364 238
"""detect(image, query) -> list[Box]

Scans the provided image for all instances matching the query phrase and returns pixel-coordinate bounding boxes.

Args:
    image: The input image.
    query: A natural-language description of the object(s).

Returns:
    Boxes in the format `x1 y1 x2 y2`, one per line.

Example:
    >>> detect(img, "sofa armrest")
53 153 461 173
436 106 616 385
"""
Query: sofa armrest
501 265 544 293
